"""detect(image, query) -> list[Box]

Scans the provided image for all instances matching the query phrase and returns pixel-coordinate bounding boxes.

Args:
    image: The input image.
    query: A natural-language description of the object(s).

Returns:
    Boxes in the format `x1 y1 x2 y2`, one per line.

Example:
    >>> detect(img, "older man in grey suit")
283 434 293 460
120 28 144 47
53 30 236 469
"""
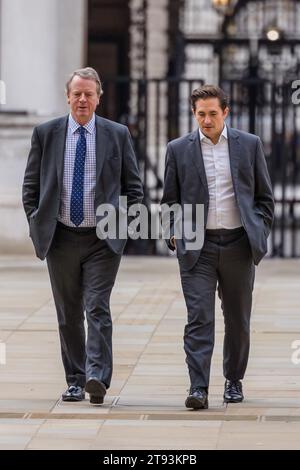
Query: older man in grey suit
161 85 274 409
23 68 143 404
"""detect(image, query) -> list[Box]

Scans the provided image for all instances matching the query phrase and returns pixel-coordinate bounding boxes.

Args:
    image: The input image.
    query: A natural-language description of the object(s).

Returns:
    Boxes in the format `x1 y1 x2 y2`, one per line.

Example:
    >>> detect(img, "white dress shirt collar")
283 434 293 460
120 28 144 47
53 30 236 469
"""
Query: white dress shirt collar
199 124 228 145
68 113 96 135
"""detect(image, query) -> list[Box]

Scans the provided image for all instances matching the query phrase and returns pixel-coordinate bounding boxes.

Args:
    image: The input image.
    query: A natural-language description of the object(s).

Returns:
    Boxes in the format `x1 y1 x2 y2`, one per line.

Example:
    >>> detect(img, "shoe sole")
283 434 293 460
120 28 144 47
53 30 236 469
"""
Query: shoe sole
61 395 84 402
85 379 106 404
223 396 244 403
90 395 104 404
185 397 208 410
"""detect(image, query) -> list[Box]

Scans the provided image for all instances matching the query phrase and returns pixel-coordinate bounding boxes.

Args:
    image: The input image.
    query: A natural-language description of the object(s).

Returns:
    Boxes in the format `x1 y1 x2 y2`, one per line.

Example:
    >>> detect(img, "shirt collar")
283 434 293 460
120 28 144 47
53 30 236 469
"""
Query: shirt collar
68 113 96 135
199 124 227 144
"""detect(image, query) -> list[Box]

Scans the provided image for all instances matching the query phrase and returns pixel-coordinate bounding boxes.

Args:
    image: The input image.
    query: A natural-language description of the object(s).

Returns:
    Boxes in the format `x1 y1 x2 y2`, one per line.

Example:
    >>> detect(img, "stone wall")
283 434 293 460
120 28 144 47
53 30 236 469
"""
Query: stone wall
0 115 46 255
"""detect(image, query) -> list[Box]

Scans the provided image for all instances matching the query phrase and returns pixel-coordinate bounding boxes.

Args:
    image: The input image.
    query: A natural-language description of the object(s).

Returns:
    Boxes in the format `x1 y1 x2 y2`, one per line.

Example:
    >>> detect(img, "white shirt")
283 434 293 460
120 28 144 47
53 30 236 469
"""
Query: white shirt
199 125 242 229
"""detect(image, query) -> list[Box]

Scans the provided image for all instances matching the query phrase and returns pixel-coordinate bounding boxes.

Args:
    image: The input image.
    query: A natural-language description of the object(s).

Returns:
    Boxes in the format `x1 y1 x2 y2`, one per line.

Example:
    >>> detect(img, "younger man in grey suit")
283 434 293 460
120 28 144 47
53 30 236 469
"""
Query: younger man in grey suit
161 85 274 409
22 68 143 404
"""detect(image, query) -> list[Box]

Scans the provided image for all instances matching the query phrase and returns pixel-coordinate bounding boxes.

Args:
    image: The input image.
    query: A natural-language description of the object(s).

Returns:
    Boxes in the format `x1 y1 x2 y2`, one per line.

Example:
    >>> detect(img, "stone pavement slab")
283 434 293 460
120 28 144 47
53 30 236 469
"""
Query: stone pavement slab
0 256 300 449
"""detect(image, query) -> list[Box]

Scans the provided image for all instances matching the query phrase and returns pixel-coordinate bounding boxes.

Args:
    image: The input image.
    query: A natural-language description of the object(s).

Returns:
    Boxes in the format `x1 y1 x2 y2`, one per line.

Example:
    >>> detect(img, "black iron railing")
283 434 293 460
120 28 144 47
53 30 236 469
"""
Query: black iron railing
98 77 300 257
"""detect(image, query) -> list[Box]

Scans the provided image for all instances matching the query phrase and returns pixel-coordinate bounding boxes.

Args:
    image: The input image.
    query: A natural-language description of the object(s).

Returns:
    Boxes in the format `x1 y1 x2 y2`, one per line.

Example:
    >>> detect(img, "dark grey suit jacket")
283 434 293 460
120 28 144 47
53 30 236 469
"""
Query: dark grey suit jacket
161 127 275 270
22 115 144 260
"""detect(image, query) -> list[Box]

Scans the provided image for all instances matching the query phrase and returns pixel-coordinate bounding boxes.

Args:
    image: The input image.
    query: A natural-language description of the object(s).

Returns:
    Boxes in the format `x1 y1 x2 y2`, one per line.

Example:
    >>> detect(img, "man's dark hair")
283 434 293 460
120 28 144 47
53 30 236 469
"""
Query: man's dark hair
190 85 229 111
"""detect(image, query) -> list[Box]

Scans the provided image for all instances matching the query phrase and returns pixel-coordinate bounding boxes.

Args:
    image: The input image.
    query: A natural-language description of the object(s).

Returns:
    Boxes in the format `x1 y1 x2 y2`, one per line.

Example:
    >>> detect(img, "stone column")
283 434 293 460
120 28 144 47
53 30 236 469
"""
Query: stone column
0 0 87 115
146 0 169 202
0 0 87 254
146 0 168 78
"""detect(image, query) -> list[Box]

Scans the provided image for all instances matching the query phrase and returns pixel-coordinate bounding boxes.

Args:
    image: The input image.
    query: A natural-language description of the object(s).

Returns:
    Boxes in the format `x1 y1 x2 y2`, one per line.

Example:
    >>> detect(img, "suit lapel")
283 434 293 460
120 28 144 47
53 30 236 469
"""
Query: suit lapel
227 127 240 193
54 116 68 195
189 130 209 196
95 116 110 195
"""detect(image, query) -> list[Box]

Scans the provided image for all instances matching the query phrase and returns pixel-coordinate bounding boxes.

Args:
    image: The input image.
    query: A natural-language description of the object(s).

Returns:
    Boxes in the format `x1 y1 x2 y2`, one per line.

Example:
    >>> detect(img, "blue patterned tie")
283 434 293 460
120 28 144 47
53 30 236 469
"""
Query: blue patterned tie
70 126 86 226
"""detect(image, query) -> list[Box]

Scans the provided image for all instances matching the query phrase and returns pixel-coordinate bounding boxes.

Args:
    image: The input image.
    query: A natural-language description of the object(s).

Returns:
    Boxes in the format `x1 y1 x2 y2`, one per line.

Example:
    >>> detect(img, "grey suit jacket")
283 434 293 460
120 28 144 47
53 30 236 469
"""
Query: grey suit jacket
161 127 275 270
22 115 144 260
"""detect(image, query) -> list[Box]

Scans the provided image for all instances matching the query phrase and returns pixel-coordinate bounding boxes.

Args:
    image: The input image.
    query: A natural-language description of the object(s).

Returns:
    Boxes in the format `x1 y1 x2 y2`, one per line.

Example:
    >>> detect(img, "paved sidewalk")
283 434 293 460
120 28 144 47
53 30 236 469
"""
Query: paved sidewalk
0 255 300 450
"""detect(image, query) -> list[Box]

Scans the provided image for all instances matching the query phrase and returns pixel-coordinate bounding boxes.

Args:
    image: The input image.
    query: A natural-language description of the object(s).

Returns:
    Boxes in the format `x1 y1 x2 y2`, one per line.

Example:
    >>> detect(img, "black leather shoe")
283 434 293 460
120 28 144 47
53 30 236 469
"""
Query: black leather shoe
85 377 106 404
223 380 244 403
62 385 85 402
185 387 208 409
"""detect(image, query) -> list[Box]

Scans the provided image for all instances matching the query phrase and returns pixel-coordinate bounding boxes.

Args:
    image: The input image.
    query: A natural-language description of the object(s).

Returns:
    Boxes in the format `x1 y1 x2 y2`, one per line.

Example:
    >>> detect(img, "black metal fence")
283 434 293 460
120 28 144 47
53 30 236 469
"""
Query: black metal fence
99 77 300 257
100 78 203 206
222 78 300 258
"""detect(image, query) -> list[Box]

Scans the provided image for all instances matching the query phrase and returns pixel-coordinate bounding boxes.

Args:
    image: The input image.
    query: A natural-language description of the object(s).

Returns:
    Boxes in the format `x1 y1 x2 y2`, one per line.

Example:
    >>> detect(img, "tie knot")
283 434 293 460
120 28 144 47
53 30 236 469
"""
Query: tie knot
79 126 85 136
